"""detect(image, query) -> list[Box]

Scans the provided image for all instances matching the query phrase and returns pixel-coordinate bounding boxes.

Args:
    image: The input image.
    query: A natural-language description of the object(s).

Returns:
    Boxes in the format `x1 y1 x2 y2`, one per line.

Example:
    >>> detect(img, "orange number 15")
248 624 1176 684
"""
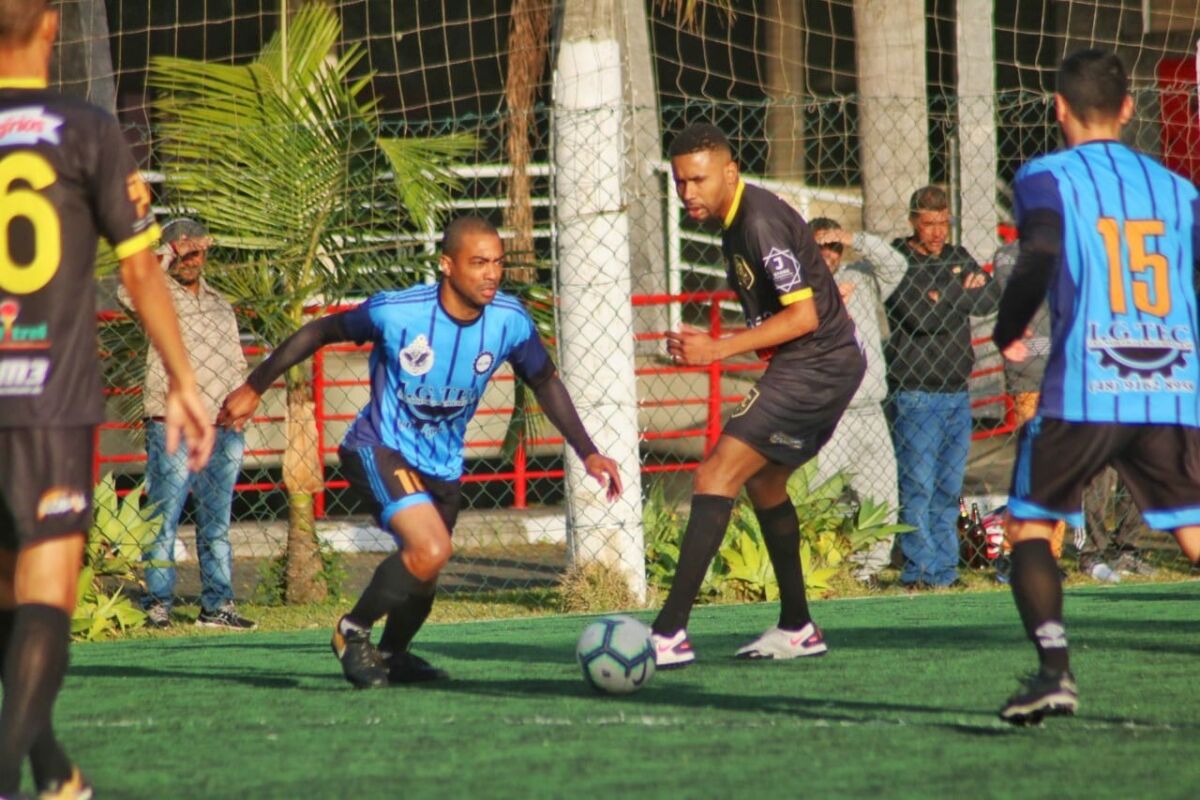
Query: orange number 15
1097 217 1170 316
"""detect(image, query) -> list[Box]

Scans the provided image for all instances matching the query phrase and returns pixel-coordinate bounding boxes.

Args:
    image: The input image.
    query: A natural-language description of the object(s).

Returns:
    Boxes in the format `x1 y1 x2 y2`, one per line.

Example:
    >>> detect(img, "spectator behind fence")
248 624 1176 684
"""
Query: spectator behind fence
809 217 905 587
885 185 1001 588
992 240 1153 579
118 218 256 630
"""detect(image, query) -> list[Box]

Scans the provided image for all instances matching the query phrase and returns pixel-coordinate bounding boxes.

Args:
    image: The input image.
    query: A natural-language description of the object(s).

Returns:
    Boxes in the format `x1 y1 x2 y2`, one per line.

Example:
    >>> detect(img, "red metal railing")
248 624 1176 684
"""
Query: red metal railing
95 291 1014 507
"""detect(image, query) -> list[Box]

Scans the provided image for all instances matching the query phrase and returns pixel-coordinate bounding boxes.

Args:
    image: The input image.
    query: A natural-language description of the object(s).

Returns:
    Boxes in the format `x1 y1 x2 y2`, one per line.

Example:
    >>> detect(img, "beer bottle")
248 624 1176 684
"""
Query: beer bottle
968 503 985 568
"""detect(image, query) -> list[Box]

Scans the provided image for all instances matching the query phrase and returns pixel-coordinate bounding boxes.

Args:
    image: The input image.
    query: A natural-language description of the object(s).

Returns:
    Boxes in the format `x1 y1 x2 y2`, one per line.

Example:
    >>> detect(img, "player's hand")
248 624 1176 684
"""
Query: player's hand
665 324 720 366
164 382 215 472
813 227 853 248
216 383 262 432
1001 339 1029 363
963 271 987 290
584 453 623 501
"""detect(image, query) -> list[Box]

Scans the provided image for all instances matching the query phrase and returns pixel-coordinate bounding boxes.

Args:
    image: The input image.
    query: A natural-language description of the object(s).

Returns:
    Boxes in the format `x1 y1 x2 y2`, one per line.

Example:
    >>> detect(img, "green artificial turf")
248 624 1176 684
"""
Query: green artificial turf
45 581 1200 799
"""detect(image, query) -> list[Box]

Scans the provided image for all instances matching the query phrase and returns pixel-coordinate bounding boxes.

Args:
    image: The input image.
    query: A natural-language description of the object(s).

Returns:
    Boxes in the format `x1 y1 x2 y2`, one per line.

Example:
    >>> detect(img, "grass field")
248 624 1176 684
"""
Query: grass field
47 580 1200 799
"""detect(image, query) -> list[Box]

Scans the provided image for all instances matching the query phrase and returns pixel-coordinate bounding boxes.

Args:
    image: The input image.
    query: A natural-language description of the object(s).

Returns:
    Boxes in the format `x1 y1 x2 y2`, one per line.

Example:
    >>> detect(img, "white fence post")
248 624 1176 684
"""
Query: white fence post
553 37 646 602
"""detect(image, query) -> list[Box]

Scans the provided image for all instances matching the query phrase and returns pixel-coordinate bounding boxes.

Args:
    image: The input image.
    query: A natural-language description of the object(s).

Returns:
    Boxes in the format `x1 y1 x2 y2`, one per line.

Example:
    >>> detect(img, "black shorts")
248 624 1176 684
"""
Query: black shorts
338 444 461 536
723 348 865 467
0 426 94 549
1008 417 1200 530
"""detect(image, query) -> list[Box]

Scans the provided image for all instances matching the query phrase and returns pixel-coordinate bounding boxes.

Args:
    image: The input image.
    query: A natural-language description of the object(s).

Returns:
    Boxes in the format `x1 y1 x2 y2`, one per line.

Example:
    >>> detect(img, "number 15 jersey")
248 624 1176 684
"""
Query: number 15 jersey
1014 141 1200 425
0 83 159 427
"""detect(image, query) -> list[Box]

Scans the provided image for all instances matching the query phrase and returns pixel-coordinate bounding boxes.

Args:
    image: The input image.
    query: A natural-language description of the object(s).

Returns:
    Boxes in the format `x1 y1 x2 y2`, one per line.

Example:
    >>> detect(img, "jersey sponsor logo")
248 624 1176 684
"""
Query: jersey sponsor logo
0 107 63 148
762 247 804 293
1086 321 1194 393
0 298 49 351
0 356 48 395
398 379 479 424
732 255 755 290
399 334 434 376
473 351 495 374
36 487 86 520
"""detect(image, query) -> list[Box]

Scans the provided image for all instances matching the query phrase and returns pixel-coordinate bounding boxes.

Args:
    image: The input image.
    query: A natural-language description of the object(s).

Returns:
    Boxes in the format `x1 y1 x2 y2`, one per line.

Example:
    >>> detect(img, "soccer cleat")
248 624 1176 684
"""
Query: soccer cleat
331 617 389 689
735 622 828 660
145 603 171 629
381 650 449 684
999 669 1079 726
195 602 257 630
651 629 695 669
38 767 93 800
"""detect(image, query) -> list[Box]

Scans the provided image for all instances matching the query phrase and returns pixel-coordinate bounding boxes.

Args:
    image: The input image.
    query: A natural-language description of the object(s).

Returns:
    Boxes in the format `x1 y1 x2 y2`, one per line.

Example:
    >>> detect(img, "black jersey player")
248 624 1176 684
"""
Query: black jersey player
0 2 213 796
651 124 865 668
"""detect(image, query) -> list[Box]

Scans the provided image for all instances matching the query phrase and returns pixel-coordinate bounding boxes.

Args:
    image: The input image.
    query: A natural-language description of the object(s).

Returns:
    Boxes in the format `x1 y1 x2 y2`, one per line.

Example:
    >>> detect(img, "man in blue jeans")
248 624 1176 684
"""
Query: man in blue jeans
885 186 1000 587
121 218 255 629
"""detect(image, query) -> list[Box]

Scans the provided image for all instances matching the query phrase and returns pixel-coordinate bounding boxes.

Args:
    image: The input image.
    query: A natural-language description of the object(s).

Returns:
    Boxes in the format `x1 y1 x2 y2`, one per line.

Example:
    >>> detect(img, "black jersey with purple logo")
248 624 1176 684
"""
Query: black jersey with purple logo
720 181 858 363
0 82 159 427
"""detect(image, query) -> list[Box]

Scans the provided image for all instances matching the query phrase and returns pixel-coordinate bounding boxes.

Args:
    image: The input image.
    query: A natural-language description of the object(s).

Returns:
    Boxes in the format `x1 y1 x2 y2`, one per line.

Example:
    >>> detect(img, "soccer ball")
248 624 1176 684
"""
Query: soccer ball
575 615 656 695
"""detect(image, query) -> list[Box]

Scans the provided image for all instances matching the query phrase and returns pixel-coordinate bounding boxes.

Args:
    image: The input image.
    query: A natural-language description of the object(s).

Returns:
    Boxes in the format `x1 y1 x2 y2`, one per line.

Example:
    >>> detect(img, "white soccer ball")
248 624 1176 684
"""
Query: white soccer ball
575 615 656 695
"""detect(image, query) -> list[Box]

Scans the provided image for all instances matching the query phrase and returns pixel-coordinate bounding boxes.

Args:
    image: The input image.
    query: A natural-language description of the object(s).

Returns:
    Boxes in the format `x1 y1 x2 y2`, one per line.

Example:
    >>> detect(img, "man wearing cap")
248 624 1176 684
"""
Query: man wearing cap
119 218 255 629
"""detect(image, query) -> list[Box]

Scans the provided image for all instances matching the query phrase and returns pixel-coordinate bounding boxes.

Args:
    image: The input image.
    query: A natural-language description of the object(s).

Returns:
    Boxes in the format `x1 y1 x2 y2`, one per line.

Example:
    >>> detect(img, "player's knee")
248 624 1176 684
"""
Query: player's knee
692 459 735 496
407 538 452 581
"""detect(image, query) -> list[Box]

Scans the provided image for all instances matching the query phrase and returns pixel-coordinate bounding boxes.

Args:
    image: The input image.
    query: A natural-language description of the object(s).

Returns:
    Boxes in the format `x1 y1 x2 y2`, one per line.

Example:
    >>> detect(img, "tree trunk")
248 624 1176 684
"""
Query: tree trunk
503 0 553 283
283 366 327 603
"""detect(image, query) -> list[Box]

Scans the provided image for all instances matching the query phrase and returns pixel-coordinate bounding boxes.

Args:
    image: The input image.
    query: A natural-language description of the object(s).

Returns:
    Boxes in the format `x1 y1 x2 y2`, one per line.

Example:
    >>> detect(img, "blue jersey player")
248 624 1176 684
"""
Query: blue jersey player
219 216 621 688
992 49 1200 725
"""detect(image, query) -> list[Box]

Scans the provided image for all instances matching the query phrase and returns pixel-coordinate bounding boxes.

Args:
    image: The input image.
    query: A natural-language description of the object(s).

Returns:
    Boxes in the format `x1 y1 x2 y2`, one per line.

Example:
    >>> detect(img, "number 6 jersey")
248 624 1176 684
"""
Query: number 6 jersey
0 81 159 427
1008 141 1200 426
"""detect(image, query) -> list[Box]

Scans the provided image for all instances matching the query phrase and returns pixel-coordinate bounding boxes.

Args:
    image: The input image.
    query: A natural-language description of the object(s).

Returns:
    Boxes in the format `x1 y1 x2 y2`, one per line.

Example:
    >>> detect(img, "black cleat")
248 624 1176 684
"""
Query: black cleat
331 616 389 689
196 603 257 630
383 650 449 684
999 669 1078 726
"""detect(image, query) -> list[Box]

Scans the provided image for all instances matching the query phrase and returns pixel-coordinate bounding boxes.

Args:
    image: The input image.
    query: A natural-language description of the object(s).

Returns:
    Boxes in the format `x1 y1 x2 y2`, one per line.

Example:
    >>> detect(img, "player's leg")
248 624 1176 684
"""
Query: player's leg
1112 426 1200 567
649 434 767 666
333 446 450 688
192 428 254 629
377 479 459 684
0 534 86 796
999 418 1111 725
731 461 828 660
141 419 194 626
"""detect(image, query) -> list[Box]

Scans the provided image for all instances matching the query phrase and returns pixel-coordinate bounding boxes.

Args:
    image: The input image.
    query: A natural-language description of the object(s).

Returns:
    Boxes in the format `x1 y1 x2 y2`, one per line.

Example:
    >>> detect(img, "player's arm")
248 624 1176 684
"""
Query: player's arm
217 310 364 430
668 300 817 365
993 171 1063 352
119 248 214 470
509 328 622 500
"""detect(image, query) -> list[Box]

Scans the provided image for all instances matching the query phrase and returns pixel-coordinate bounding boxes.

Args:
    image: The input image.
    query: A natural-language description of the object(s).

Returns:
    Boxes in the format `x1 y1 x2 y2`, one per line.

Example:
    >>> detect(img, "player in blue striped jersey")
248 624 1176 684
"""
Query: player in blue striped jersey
220 217 621 688
992 49 1200 725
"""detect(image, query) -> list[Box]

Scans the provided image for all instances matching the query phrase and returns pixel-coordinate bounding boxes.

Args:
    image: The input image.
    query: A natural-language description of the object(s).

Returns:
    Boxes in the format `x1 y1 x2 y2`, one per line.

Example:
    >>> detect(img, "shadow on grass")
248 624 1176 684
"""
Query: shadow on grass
68 663 303 689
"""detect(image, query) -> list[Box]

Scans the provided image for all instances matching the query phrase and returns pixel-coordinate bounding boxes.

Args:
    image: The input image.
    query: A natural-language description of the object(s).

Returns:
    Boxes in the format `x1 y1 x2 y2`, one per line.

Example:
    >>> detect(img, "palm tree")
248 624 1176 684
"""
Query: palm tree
148 3 473 602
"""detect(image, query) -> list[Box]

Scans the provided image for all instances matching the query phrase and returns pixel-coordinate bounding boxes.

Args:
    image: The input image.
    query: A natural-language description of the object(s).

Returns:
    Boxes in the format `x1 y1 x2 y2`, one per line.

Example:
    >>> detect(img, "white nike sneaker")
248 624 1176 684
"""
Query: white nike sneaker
735 622 828 660
651 629 696 669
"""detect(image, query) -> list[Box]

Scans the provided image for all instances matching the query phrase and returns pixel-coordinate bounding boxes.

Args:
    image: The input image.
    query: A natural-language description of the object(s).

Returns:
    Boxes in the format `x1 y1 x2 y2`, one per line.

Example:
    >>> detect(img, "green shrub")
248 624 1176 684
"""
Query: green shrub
74 474 158 640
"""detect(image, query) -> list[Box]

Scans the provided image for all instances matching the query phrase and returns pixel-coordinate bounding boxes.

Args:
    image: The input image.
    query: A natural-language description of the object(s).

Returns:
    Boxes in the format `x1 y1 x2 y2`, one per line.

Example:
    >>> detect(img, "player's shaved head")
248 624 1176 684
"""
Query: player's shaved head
668 123 733 161
0 0 49 45
1057 49 1128 123
441 215 500 257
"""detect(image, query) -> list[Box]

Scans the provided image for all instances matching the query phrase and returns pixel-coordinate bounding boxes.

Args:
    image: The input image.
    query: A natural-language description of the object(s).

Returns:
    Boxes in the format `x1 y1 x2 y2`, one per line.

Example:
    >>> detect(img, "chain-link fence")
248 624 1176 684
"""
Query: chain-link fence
68 0 1199 608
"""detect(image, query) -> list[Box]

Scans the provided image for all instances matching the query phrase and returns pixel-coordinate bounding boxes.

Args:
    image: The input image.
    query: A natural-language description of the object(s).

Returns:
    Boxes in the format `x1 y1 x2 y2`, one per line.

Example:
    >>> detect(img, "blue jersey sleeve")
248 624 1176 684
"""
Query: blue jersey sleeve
343 297 380 344
1014 167 1064 223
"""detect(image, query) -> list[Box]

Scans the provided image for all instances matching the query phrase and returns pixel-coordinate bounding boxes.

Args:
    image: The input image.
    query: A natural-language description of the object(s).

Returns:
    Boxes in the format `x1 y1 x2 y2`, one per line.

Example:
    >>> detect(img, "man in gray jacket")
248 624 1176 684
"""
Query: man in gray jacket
810 217 906 586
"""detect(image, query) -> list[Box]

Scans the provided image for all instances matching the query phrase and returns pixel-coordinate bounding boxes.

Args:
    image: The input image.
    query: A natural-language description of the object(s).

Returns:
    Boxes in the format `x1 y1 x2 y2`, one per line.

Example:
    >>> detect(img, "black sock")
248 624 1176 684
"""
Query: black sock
346 552 427 630
652 494 734 636
0 604 71 793
0 609 70 791
1010 539 1069 673
378 587 436 656
756 500 812 630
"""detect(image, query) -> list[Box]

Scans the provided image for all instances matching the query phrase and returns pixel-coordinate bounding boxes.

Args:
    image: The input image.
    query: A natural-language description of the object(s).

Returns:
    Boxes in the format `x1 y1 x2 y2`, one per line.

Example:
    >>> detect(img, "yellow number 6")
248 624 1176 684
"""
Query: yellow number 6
0 152 61 295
